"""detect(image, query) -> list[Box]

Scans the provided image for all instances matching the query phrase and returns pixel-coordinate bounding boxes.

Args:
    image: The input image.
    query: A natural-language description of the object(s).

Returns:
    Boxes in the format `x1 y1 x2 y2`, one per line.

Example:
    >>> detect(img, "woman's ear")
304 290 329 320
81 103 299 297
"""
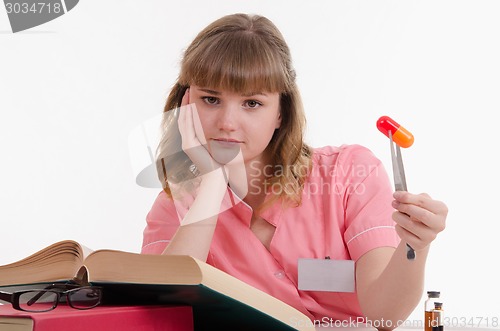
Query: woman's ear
275 111 282 129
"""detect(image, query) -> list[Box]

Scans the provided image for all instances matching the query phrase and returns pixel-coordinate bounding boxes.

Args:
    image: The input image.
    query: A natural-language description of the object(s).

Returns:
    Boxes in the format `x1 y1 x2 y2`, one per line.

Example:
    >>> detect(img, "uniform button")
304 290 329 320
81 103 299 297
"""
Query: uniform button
274 270 285 279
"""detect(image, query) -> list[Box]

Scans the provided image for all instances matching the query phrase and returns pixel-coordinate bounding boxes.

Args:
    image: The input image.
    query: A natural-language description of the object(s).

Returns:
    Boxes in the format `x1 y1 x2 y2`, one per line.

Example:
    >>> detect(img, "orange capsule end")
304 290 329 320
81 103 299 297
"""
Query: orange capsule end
392 126 414 148
376 115 414 148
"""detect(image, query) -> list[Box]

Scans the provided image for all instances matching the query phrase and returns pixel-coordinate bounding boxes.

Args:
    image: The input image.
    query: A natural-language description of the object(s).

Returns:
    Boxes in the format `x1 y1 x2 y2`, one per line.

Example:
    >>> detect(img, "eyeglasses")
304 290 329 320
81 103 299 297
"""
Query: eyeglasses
0 283 102 312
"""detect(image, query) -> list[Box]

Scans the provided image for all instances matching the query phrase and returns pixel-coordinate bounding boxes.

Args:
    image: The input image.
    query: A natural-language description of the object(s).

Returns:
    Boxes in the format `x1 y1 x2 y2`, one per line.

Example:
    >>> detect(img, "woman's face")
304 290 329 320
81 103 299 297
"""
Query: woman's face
188 85 281 167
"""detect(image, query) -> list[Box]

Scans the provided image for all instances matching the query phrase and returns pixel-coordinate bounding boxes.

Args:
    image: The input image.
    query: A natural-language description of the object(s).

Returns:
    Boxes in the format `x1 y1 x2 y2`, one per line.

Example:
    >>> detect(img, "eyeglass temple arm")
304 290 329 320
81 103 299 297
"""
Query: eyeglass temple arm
0 291 14 304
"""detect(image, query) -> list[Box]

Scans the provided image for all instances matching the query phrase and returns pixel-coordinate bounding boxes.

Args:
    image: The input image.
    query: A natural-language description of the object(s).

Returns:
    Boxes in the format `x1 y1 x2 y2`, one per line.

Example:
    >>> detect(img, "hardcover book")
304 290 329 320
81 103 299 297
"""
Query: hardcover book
0 304 193 331
0 240 315 331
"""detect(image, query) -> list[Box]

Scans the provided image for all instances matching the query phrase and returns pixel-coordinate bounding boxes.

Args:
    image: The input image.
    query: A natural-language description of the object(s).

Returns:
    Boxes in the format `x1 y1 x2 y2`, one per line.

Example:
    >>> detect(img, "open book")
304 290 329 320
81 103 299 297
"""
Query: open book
0 240 315 331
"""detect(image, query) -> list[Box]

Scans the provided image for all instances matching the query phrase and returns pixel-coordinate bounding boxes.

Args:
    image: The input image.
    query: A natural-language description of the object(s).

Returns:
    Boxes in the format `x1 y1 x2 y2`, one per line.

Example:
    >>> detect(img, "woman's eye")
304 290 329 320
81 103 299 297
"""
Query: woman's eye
245 100 262 108
202 96 219 105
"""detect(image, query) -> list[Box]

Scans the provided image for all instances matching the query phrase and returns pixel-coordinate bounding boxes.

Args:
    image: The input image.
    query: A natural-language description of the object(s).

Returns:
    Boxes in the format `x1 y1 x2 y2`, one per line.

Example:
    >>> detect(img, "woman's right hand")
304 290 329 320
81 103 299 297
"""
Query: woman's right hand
177 88 248 201
177 88 221 176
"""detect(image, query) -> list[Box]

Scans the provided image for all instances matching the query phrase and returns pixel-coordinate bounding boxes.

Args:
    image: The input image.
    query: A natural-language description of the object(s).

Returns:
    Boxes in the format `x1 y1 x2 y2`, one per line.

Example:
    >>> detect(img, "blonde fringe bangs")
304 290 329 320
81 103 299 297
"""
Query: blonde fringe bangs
179 31 292 95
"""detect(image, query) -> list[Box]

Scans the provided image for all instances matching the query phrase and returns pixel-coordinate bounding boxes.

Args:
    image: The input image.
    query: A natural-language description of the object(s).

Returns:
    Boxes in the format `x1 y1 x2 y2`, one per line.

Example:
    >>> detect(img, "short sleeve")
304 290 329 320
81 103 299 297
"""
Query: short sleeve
338 145 401 261
141 190 181 255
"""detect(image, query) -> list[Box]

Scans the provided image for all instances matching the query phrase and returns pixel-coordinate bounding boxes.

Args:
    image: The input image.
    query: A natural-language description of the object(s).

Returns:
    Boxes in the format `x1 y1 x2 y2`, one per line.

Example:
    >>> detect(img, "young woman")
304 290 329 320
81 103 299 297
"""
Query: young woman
141 13 447 328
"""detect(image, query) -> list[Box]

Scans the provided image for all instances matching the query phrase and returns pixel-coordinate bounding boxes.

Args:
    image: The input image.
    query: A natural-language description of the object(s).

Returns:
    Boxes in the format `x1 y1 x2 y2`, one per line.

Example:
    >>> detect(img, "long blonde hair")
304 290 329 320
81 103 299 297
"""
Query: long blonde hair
156 13 312 210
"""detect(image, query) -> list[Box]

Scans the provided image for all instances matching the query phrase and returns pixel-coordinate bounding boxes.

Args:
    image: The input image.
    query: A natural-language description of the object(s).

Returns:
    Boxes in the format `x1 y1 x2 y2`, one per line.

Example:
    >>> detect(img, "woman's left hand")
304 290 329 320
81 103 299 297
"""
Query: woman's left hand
391 192 448 251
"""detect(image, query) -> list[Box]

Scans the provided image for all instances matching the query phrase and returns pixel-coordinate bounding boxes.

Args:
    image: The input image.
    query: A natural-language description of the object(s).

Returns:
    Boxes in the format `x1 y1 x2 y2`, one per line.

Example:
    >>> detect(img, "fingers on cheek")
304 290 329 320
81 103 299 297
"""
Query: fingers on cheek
177 109 185 130
182 89 189 104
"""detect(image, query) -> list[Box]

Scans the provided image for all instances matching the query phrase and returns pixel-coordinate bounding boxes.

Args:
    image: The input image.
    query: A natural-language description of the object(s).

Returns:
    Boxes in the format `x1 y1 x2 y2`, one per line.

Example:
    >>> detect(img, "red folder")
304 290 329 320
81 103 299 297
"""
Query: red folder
0 304 193 331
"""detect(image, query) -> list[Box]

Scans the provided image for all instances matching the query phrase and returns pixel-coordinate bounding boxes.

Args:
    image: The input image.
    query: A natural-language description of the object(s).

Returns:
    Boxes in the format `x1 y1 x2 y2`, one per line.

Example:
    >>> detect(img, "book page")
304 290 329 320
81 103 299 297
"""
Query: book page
0 240 84 286
0 316 33 330
79 244 94 260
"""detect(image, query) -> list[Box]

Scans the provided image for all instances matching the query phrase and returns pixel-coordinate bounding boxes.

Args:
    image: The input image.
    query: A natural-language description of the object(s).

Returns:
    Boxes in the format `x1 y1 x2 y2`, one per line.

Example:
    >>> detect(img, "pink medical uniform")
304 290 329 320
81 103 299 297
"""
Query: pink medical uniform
141 144 400 322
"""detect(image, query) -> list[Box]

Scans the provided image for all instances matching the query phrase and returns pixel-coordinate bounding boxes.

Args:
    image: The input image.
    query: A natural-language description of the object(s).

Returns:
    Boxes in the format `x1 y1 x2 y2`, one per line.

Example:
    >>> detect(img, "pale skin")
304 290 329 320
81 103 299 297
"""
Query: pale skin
162 86 448 330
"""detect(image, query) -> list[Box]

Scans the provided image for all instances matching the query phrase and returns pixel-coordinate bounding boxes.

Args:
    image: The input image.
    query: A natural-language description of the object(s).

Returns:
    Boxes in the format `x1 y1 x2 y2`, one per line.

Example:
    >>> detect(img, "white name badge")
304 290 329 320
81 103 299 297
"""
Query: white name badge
297 258 355 292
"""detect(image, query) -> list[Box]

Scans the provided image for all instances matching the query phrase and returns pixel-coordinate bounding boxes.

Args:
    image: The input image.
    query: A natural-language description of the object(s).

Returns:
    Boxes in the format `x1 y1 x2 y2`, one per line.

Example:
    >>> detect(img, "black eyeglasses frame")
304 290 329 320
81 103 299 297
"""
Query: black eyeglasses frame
0 284 103 312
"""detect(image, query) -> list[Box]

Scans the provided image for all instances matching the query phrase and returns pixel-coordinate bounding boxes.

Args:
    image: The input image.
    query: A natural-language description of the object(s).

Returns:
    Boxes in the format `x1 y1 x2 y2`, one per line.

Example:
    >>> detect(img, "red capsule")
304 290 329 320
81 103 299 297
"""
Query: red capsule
376 116 414 148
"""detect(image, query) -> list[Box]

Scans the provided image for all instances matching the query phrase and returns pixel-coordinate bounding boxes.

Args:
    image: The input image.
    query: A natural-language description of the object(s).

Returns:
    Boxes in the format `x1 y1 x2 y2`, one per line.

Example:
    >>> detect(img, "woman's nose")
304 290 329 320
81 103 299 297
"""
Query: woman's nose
216 106 237 131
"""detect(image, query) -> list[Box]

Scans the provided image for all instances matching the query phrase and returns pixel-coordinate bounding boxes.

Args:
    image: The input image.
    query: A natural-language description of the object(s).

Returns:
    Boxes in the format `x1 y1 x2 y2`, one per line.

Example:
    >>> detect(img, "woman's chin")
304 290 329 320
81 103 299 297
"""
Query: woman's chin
209 142 241 165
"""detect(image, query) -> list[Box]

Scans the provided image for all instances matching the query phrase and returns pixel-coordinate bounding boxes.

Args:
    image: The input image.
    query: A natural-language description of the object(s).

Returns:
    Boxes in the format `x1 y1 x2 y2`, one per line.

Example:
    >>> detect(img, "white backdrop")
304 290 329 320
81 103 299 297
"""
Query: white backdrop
1 0 499 326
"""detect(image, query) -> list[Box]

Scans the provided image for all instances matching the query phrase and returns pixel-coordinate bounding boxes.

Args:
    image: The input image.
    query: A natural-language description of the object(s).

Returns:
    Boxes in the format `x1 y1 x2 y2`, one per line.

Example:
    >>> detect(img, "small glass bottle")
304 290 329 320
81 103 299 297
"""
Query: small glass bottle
432 302 444 331
425 291 441 331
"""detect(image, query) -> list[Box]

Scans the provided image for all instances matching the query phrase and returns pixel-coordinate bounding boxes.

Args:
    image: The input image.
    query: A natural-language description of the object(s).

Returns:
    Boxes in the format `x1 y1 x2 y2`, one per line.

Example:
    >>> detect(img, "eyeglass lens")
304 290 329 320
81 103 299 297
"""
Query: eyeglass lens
18 290 58 312
68 287 101 309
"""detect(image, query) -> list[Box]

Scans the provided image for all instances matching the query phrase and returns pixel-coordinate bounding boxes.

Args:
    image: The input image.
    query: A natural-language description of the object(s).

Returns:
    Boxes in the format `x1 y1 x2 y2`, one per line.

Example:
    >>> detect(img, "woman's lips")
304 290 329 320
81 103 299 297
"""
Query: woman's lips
212 138 242 147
